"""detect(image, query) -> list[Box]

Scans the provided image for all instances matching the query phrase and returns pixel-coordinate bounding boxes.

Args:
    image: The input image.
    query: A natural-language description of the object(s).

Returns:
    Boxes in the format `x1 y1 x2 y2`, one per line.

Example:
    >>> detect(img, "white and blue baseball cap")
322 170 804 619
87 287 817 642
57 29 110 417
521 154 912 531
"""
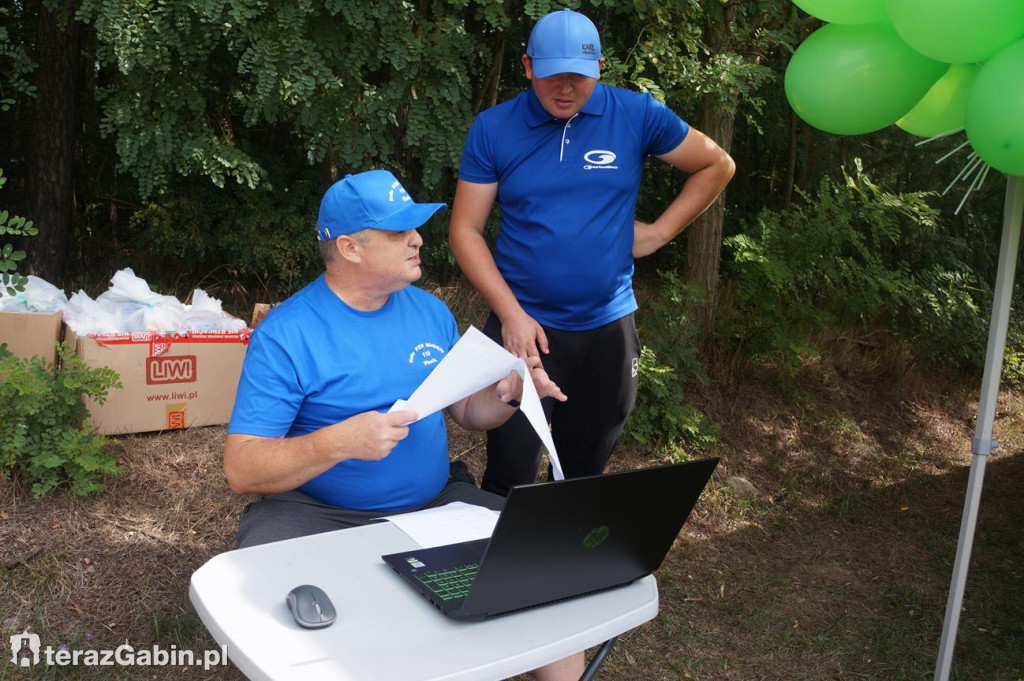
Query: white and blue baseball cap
317 170 447 241
526 8 602 79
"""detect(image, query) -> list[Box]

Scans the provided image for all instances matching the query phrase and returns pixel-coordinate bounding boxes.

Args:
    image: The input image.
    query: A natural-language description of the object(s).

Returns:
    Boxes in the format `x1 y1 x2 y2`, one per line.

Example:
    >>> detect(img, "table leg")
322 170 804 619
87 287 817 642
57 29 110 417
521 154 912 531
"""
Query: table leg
579 636 618 681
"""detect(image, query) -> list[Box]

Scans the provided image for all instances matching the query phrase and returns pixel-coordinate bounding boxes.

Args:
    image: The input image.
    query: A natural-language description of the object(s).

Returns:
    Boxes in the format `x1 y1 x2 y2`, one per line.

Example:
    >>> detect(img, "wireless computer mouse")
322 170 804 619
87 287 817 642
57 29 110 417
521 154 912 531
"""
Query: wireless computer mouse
286 584 336 629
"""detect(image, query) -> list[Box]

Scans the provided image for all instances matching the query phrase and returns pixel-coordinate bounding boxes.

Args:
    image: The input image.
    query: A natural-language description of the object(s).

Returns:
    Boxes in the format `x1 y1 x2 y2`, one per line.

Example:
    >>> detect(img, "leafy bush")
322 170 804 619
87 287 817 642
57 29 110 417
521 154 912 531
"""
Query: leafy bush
0 342 123 497
626 271 718 455
626 346 719 457
721 160 988 372
639 270 709 386
997 316 1024 386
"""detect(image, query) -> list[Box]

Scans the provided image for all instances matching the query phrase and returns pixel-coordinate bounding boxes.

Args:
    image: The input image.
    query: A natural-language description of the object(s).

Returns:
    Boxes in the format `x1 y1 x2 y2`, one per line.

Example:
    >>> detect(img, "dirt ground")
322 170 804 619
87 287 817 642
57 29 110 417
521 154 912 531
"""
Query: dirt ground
2 342 1022 680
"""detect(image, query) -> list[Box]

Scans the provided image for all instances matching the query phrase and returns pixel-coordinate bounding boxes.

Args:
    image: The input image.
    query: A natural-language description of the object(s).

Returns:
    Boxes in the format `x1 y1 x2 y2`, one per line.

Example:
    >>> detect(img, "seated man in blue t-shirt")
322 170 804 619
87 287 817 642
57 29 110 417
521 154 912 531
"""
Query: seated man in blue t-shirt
224 169 583 680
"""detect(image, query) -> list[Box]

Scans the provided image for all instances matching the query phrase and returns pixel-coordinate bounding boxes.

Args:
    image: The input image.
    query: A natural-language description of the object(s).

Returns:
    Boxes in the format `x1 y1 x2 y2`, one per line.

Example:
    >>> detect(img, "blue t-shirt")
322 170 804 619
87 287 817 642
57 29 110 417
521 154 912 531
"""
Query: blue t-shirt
459 83 689 331
228 275 459 511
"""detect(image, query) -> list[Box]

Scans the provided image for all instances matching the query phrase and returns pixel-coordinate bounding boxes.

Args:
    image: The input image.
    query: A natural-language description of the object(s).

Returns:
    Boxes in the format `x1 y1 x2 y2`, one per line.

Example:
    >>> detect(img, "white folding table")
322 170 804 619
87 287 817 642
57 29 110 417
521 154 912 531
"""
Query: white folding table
190 521 659 680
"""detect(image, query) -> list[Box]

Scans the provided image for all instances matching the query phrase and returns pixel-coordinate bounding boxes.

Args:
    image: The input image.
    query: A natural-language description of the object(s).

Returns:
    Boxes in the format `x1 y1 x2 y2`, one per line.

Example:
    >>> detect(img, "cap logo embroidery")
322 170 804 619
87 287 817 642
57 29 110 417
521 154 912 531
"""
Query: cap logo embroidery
581 43 597 56
388 181 412 203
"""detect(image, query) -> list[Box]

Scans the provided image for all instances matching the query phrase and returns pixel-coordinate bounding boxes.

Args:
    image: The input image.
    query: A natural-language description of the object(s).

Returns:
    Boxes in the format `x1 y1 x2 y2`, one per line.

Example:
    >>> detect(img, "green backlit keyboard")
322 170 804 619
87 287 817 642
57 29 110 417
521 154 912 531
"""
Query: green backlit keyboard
414 563 480 601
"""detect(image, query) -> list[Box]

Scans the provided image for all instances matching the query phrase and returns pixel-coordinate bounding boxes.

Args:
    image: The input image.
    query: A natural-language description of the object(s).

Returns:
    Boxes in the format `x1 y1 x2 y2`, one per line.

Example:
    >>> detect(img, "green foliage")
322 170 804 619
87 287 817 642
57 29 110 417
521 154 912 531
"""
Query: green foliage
722 160 988 371
74 0 503 199
626 346 719 458
640 270 709 386
0 32 35 295
626 271 717 454
0 4 37 101
0 342 123 498
124 175 323 299
998 317 1024 386
0 166 36 295
619 0 792 122
60 0 521 295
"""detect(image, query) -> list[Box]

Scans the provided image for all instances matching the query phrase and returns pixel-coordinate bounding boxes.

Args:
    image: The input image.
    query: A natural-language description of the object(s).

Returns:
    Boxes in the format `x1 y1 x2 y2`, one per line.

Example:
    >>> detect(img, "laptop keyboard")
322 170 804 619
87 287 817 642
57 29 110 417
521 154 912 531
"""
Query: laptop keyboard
414 563 479 601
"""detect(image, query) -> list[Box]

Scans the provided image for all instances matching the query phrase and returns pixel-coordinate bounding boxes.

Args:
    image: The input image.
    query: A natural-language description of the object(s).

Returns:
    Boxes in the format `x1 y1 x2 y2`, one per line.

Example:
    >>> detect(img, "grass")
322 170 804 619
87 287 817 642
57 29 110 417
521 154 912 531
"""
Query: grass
2 337 1023 680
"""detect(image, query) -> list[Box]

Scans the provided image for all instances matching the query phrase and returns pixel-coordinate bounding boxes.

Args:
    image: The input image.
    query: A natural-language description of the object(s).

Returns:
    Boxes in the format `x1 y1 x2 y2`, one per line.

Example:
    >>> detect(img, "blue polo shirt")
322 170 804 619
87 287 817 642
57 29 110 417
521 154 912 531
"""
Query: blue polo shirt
228 276 458 511
459 83 689 331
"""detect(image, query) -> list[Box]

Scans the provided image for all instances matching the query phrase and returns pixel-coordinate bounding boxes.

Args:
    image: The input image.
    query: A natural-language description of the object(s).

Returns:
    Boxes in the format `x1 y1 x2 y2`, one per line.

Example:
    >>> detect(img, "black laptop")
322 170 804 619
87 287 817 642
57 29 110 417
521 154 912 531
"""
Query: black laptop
381 457 718 621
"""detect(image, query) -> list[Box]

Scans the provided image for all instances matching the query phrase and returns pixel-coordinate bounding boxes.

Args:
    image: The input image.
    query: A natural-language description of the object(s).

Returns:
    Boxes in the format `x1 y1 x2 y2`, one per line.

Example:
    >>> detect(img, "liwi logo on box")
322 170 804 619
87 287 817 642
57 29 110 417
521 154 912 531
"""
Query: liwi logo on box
146 356 197 385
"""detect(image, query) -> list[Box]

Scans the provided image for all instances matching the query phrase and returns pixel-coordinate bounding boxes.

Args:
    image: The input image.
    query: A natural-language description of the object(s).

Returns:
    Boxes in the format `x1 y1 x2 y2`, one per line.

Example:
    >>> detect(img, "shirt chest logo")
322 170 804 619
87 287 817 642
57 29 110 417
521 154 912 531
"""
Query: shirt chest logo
408 342 446 367
583 149 618 170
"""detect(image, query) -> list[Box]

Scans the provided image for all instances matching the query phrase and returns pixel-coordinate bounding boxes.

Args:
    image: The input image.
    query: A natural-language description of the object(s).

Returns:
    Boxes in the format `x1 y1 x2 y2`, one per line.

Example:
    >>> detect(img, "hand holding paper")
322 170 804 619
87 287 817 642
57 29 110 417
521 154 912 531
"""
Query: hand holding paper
336 409 418 462
388 327 565 480
494 366 525 406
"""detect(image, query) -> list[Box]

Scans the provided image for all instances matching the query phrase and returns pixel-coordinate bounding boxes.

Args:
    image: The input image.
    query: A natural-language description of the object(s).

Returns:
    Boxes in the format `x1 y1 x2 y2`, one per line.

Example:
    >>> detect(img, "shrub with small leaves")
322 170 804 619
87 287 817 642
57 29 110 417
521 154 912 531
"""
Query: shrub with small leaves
0 342 122 497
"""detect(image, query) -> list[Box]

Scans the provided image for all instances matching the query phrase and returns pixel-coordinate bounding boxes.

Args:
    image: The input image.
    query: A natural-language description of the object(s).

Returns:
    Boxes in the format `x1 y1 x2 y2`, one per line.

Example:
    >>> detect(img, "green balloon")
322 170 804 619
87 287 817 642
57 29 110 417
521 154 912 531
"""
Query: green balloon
792 0 888 24
897 63 979 137
785 23 947 136
887 0 1024 64
965 39 1024 176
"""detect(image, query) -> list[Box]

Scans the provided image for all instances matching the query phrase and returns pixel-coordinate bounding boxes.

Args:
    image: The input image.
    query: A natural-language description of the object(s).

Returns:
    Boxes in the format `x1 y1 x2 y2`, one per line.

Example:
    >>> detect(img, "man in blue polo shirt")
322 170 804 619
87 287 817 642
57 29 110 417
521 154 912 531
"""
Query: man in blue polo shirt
450 9 735 495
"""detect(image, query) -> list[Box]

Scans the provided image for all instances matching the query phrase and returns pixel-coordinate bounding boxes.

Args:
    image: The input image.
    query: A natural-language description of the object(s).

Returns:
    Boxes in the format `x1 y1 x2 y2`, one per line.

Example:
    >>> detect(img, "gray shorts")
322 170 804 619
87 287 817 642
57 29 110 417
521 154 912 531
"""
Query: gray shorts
236 480 505 549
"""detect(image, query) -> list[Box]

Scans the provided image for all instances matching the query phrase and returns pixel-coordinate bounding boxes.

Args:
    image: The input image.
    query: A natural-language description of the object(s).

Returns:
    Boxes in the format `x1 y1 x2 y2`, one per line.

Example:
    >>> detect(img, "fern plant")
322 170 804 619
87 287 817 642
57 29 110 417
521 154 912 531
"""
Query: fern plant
722 159 985 372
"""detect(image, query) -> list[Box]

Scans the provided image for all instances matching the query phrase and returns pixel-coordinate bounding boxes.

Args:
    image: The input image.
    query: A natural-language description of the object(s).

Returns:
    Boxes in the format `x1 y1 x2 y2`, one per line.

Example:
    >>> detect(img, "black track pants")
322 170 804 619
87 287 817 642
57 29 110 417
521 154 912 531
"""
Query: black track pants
480 312 640 497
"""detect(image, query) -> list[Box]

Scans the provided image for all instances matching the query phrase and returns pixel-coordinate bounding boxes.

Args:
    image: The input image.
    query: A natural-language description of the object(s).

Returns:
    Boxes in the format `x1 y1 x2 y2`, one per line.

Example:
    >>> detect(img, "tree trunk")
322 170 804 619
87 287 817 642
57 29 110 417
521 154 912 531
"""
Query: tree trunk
24 6 80 285
684 102 735 335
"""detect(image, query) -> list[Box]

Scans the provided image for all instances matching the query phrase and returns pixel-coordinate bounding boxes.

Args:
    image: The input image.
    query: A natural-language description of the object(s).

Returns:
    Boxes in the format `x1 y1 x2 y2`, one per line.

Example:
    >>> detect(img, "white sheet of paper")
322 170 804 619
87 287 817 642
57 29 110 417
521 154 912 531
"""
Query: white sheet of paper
388 326 563 480
382 502 500 548
513 356 565 481
391 326 515 419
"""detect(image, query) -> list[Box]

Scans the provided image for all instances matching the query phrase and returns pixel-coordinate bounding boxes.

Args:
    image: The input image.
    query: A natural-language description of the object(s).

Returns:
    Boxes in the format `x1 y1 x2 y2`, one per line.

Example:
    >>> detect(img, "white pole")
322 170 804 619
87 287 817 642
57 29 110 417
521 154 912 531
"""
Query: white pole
934 174 1024 681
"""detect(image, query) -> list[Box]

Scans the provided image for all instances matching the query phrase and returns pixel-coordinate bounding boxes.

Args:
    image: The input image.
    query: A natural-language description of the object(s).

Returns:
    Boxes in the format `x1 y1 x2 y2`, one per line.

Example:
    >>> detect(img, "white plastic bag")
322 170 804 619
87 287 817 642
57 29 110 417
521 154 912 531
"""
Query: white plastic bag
96 268 186 332
63 290 119 336
62 269 246 334
184 289 246 331
0 275 69 312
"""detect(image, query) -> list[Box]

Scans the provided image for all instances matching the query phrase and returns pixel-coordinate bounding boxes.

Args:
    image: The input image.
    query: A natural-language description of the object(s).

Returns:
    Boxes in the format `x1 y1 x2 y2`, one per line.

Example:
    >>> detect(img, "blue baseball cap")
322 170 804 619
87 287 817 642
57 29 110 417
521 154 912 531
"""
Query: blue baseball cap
317 170 447 241
526 8 602 79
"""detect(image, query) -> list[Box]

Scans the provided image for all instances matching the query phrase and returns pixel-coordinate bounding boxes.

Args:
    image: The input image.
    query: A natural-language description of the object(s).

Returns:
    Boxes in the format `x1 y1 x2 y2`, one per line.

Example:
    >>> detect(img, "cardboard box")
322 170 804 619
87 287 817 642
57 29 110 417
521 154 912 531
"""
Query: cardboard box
250 303 272 328
67 328 251 435
0 310 64 365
